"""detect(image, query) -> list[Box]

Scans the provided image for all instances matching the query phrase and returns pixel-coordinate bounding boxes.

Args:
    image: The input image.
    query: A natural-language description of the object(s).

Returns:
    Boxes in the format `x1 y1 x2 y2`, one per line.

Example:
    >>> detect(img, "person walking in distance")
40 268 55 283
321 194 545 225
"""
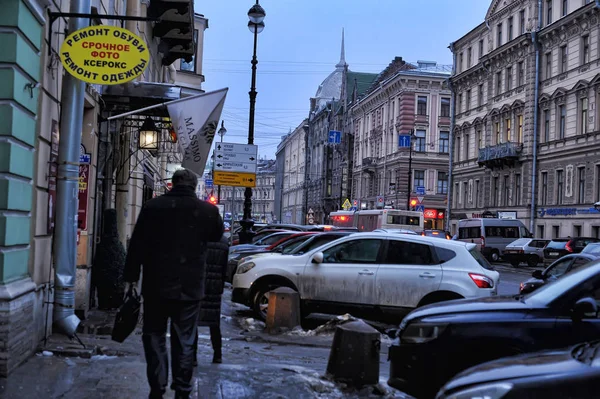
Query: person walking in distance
124 169 223 399
193 235 229 365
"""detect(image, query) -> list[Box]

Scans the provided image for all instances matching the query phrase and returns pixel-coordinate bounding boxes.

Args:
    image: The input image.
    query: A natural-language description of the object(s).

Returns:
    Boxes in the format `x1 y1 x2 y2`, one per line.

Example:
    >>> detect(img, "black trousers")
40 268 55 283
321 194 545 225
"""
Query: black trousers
193 323 222 361
142 298 200 397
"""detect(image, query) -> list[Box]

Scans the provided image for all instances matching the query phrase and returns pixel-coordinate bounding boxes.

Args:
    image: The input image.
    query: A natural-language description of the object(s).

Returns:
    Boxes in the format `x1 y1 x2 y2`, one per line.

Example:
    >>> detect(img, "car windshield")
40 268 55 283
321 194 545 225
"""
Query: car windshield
525 260 600 306
547 240 568 250
273 235 311 253
582 244 600 256
291 235 346 255
469 248 494 270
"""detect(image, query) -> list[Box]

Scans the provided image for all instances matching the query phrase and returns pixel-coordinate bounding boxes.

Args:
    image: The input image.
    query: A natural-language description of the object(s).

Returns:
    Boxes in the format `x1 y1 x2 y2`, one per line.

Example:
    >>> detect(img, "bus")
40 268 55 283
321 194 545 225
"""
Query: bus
329 211 355 228
354 209 423 232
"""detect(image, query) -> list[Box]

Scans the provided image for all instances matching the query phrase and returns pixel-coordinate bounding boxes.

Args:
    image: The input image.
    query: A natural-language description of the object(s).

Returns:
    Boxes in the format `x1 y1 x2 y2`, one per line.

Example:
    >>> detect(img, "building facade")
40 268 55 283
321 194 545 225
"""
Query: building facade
276 120 307 224
0 0 204 375
449 0 600 238
351 60 452 229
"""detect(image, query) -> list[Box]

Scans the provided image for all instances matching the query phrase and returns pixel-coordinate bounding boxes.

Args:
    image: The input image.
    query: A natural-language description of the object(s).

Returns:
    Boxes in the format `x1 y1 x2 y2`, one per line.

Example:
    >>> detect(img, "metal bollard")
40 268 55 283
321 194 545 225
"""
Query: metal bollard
265 287 301 334
326 319 380 386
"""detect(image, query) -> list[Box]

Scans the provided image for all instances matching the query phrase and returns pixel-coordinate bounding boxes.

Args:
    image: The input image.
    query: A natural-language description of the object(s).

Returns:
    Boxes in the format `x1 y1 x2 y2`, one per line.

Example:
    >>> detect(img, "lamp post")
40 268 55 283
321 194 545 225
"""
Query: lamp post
217 120 227 203
239 0 266 244
405 129 415 210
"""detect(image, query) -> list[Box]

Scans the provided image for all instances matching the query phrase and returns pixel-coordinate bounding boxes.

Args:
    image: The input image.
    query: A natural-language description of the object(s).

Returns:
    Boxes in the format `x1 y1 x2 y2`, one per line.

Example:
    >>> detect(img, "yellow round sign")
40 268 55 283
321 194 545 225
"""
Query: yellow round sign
59 25 150 85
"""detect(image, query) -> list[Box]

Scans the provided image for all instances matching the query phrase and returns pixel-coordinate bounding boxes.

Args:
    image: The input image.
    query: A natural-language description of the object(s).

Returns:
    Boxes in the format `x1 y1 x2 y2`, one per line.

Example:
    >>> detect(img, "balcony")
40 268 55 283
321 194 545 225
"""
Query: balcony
362 157 377 173
478 142 523 169
438 115 451 126
415 113 429 125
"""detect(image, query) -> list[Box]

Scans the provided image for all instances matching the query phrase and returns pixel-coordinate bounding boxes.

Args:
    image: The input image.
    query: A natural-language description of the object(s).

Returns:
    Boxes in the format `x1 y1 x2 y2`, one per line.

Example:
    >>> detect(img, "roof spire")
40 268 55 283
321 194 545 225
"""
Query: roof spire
336 28 346 70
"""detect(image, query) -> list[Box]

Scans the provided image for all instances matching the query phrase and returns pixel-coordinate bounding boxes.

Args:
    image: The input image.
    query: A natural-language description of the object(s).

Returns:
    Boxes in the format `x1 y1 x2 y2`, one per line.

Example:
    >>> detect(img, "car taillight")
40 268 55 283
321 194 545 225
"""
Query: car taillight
421 232 425 236
480 236 485 249
566 241 574 252
469 273 494 289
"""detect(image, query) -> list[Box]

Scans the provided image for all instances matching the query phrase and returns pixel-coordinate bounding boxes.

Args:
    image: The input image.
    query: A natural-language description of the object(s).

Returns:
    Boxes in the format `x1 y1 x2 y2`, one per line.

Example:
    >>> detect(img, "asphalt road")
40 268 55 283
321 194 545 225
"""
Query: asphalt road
494 261 544 296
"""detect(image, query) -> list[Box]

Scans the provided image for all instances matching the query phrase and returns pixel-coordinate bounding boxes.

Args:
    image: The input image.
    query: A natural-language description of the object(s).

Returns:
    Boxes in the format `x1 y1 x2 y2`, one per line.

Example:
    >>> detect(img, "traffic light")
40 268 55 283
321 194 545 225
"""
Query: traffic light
410 199 418 210
209 196 218 205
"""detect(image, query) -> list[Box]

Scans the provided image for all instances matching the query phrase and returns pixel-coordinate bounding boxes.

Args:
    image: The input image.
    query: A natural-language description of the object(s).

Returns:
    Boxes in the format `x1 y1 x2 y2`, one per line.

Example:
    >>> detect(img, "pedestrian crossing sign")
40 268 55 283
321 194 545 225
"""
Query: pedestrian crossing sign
342 198 351 210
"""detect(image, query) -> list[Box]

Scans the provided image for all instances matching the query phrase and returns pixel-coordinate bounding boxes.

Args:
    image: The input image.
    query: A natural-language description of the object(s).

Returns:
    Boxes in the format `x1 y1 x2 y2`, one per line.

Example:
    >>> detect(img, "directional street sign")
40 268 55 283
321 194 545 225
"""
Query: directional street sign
416 186 425 195
416 205 425 212
342 198 351 210
328 130 342 144
417 196 425 204
205 178 213 189
213 171 256 188
214 161 256 173
398 134 411 148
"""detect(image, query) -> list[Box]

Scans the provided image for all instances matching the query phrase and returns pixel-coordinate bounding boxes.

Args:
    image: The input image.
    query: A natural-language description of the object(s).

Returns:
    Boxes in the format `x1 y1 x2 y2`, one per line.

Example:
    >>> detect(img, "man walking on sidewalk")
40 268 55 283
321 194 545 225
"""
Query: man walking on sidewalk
124 168 224 399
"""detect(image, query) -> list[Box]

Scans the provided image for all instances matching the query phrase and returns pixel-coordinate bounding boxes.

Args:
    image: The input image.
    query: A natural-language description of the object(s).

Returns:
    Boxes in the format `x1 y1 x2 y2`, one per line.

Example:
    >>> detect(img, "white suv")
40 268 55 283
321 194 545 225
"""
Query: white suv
232 232 500 320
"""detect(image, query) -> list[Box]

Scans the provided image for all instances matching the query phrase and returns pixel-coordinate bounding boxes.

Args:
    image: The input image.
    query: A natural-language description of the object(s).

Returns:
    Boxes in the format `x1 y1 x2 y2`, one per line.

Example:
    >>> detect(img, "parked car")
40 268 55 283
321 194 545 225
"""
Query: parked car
387 259 600 399
373 228 418 235
231 228 287 246
256 223 310 232
543 237 600 265
582 242 600 256
228 222 268 245
232 233 499 321
502 238 549 268
519 253 599 294
437 340 600 399
229 231 296 254
457 218 532 262
421 229 452 240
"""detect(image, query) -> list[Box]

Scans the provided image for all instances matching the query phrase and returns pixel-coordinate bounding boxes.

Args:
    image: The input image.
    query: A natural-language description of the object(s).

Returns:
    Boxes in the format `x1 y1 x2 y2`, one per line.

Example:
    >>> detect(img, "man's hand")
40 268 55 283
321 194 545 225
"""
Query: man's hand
123 281 136 300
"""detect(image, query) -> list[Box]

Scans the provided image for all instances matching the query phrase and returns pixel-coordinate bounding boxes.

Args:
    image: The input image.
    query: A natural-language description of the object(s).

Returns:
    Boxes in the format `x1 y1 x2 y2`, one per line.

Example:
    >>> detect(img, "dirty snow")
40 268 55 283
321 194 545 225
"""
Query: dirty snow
91 355 118 360
287 313 358 337
239 317 266 331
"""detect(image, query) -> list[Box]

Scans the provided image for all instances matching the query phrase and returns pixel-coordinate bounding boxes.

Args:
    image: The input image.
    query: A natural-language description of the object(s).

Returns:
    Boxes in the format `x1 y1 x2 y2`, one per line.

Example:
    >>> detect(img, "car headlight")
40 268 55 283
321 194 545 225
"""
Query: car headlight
443 382 513 399
236 262 256 274
401 322 447 344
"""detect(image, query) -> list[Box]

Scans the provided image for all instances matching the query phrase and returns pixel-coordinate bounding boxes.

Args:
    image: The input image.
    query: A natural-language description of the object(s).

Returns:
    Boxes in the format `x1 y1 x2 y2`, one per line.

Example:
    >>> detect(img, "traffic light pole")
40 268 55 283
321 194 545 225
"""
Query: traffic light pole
406 129 414 210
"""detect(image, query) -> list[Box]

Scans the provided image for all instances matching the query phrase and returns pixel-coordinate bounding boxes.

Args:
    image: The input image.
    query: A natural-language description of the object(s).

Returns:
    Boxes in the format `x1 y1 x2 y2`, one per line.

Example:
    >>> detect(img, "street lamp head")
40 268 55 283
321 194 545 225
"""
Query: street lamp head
594 201 600 211
248 3 266 24
248 21 265 34
218 120 227 138
138 116 159 150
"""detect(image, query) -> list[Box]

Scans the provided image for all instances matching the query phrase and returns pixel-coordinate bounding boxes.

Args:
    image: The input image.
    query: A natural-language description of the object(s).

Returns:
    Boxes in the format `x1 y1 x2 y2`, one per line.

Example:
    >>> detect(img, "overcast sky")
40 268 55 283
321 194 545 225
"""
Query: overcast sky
196 0 491 158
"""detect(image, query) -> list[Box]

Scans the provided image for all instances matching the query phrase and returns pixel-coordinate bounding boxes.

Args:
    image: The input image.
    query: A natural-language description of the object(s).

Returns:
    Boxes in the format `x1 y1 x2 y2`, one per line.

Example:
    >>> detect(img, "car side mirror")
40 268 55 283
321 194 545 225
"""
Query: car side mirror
572 297 598 321
312 252 324 264
532 270 543 279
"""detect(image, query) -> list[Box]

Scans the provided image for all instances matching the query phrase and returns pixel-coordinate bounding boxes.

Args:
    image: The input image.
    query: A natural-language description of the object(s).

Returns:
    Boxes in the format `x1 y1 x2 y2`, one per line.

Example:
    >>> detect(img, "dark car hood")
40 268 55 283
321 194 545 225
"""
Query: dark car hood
442 347 586 393
404 296 532 324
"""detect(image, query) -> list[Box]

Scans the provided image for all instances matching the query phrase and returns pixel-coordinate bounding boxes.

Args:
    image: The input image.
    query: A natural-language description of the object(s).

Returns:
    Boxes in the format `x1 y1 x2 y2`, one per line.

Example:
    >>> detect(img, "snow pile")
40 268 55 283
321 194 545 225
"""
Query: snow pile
287 313 358 337
91 355 118 360
282 365 344 398
239 317 266 331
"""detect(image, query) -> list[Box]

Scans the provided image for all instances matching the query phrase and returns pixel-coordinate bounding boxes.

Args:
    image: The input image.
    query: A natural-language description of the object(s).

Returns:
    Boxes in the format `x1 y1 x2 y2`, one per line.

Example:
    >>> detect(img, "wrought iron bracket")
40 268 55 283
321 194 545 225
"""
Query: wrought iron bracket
47 12 159 56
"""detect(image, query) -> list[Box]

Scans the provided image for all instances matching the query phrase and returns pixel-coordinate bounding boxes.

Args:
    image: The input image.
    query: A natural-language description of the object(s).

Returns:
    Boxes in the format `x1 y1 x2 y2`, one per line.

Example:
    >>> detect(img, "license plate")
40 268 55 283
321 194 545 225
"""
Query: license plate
504 250 516 254
549 252 559 256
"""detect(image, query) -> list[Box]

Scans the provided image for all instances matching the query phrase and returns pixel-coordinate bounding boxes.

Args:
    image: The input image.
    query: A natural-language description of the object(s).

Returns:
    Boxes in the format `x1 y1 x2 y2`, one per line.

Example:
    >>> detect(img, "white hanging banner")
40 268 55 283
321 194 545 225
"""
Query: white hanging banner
166 88 228 176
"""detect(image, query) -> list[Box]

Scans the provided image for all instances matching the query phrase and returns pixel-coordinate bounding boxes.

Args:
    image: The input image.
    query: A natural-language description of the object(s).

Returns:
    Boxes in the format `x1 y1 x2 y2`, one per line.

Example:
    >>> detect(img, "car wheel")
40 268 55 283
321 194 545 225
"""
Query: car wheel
252 285 277 321
510 260 520 268
527 255 539 268
490 250 500 262
418 292 464 307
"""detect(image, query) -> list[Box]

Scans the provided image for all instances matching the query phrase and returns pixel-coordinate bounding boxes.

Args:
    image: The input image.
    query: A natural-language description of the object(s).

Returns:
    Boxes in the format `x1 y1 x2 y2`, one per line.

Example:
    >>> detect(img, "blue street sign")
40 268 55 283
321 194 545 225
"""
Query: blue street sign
205 178 214 189
328 130 342 144
416 186 425 195
416 205 425 212
398 134 411 148
350 206 358 211
79 153 91 164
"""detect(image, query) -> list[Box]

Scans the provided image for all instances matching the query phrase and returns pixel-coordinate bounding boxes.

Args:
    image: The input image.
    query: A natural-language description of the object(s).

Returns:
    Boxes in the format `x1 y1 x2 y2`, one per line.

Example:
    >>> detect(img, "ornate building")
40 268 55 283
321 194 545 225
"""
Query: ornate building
351 59 452 229
449 0 600 238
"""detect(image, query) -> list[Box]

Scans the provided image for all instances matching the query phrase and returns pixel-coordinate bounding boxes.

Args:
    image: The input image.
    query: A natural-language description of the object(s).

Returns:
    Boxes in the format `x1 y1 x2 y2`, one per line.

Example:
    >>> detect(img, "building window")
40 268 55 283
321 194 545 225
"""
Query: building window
437 171 448 194
580 97 588 134
414 170 425 190
541 171 548 205
515 173 521 205
466 90 471 111
546 0 553 25
506 66 513 90
463 182 469 208
496 72 502 95
179 29 199 72
543 109 550 142
457 93 462 113
459 53 464 73
520 9 526 35
475 180 480 207
455 135 461 162
441 97 450 117
479 39 484 58
478 84 484 107
508 16 514 41
415 129 426 152
497 23 503 48
597 165 600 201
545 52 552 79
553 225 560 239
560 45 568 73
417 96 427 115
439 131 449 153
517 115 523 142
503 175 510 206
492 176 499 207
467 47 472 67
465 134 469 159
578 166 586 204
594 226 600 239
557 169 564 204
538 225 545 238
558 104 566 139
582 35 590 64
517 61 524 86
454 183 459 206
477 129 482 149
562 0 568 17
495 122 501 144
505 118 511 142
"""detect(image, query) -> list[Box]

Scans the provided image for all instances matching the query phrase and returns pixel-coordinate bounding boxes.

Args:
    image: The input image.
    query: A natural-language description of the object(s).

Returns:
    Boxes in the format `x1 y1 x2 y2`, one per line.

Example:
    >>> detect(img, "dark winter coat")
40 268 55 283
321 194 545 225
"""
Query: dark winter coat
198 236 229 325
124 185 224 301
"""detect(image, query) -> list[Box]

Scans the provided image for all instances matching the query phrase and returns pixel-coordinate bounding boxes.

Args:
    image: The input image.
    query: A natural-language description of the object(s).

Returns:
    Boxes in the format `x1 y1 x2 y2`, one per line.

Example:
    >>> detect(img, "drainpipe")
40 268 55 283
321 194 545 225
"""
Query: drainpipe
445 42 457 233
53 0 91 337
529 0 543 233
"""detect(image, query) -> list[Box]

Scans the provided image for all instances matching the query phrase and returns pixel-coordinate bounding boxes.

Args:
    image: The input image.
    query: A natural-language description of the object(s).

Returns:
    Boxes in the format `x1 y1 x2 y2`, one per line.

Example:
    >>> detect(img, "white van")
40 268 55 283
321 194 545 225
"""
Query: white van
458 218 532 262
354 209 423 232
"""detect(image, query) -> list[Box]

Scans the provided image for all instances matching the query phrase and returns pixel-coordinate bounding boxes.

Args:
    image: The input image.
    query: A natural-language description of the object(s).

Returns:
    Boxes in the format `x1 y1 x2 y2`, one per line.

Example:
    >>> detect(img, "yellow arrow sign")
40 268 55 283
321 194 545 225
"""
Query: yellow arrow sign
213 171 256 188
342 198 351 210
